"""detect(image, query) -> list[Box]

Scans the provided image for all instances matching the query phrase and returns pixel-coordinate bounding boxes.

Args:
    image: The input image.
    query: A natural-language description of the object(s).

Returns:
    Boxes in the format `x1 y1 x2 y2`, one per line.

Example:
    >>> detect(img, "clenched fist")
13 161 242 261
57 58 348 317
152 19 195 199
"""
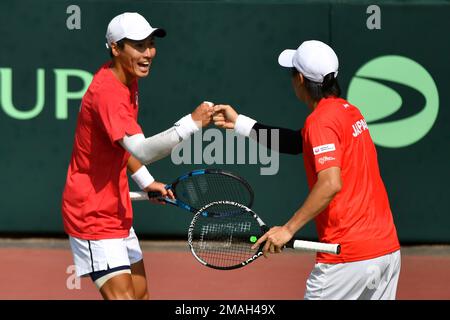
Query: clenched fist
191 101 214 128
213 105 238 129
144 181 175 205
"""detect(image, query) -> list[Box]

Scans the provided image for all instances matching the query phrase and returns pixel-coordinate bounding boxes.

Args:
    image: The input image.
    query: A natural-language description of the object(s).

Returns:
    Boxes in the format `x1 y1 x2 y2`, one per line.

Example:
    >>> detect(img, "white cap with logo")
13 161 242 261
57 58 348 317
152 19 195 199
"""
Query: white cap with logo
105 12 166 49
278 40 339 83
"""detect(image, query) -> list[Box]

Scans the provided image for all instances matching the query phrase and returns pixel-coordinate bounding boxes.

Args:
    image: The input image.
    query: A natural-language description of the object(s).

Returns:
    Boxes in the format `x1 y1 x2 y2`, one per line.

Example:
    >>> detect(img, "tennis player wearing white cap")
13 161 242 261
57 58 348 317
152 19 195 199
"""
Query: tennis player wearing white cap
62 12 214 299
214 40 401 300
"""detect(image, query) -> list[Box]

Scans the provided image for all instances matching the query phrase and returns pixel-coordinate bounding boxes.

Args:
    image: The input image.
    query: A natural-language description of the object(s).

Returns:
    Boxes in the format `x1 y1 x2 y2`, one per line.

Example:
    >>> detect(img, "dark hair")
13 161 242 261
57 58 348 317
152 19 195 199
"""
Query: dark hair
108 39 125 58
292 68 341 101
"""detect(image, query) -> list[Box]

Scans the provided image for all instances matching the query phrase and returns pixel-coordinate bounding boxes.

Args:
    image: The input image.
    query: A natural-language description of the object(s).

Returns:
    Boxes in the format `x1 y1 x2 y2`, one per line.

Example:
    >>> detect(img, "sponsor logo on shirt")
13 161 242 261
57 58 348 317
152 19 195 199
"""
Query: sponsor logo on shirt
313 143 336 155
318 156 336 165
352 118 369 137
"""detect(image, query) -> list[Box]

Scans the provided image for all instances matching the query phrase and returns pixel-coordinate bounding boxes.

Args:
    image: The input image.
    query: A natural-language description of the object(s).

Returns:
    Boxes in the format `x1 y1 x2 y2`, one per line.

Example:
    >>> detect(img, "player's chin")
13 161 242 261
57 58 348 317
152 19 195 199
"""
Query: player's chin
135 65 151 77
136 70 150 78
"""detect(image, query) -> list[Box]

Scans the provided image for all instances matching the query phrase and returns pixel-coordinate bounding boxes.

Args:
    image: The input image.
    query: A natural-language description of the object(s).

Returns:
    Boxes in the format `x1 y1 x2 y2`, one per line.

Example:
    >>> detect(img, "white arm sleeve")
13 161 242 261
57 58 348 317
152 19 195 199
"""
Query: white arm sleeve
234 114 257 137
119 114 200 164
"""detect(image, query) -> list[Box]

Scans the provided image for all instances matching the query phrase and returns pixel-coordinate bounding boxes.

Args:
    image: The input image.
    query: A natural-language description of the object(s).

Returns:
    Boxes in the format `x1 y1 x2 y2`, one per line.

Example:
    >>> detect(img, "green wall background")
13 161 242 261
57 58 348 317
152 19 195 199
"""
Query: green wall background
0 0 449 242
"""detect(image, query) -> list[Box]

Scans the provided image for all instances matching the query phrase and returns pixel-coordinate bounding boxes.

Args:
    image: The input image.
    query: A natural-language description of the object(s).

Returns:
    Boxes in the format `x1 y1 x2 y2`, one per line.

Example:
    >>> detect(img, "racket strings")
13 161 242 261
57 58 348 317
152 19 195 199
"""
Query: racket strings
190 203 262 268
175 173 252 211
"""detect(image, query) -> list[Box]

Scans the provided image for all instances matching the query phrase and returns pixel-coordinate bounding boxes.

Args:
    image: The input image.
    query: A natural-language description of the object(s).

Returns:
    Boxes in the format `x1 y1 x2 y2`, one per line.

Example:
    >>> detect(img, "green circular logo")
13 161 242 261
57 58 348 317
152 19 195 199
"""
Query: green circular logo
347 55 439 148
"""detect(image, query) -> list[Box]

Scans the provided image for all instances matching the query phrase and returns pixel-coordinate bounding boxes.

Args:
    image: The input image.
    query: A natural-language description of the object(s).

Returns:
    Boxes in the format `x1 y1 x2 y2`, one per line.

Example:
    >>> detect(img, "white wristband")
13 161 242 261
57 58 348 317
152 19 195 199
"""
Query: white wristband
131 166 155 190
174 114 200 140
234 114 257 137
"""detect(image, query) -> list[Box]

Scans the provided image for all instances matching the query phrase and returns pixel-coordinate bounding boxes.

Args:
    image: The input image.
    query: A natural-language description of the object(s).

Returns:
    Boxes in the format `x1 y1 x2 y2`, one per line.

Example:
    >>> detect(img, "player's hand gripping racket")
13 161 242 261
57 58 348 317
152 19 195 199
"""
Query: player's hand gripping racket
130 169 254 213
188 200 340 270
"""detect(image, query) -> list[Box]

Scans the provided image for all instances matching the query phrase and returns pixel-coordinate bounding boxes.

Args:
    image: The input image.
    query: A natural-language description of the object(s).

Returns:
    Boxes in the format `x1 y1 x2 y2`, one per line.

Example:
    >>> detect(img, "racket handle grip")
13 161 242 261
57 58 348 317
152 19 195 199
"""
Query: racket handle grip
147 191 162 198
287 240 341 255
129 191 149 201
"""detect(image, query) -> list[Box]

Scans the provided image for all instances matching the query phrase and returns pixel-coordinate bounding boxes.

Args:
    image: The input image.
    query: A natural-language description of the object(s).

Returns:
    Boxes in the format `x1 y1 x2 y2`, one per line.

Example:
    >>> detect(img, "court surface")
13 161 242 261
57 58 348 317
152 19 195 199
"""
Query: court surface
0 238 449 300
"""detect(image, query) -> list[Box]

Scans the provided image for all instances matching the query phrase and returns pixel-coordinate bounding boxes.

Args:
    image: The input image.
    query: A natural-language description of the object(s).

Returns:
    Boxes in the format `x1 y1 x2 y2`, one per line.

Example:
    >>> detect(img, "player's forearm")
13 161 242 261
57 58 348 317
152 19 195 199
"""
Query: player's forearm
234 115 303 154
251 123 303 154
120 115 200 165
285 177 341 235
127 155 155 190
127 155 143 174
122 127 181 164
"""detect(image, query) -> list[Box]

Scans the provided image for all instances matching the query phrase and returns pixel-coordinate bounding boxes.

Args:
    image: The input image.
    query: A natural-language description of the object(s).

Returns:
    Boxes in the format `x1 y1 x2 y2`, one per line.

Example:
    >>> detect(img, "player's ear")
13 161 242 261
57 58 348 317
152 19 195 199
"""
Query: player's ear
298 73 305 85
110 42 121 57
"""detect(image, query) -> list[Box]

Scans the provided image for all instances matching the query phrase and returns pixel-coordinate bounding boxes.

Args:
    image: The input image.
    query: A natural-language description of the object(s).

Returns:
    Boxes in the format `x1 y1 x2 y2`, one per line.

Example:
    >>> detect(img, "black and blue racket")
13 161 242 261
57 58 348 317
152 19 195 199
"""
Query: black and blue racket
188 200 340 270
129 168 254 213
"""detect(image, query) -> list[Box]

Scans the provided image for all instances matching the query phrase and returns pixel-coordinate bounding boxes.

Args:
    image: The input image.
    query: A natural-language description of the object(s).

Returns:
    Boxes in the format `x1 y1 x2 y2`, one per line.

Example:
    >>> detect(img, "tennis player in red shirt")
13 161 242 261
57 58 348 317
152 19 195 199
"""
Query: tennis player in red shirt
213 40 401 299
61 12 214 299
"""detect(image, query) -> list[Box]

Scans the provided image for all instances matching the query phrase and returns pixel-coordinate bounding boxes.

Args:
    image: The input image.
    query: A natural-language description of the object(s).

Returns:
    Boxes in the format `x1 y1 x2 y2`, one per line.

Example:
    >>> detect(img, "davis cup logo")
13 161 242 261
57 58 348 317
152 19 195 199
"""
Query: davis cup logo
347 55 439 148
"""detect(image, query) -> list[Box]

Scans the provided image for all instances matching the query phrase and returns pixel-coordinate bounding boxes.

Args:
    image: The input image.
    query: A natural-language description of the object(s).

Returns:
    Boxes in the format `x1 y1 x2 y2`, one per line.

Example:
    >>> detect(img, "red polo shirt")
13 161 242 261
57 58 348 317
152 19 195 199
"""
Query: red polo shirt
62 62 143 240
302 97 400 263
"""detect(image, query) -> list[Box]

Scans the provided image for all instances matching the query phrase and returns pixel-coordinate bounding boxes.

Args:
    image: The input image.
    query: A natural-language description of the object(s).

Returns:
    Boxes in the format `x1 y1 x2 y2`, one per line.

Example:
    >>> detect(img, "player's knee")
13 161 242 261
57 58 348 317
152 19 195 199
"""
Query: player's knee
101 279 136 300
132 282 149 300
137 290 149 300
105 287 136 300
91 266 136 299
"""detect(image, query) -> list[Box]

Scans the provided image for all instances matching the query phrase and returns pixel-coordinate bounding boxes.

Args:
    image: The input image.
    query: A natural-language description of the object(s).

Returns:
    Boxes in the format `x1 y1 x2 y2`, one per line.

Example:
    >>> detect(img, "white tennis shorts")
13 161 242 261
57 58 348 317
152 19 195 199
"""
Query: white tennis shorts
69 227 143 277
304 250 401 300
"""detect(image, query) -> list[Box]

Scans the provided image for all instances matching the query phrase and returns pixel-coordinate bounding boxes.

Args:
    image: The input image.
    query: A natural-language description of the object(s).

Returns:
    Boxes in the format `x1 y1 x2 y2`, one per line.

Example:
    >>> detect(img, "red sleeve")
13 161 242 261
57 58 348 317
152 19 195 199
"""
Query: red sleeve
304 118 342 173
96 93 143 144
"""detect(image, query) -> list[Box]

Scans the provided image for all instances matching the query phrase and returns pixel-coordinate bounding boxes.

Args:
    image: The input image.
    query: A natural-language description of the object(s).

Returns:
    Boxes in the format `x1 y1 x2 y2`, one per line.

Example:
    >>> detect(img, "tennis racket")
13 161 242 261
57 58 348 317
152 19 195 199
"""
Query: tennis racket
129 168 254 213
188 200 340 270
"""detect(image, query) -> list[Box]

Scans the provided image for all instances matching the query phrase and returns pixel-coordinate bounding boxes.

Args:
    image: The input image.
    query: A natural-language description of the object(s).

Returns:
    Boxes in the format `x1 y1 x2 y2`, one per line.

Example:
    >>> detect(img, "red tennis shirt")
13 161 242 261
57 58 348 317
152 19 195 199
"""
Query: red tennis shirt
62 62 143 240
302 97 400 263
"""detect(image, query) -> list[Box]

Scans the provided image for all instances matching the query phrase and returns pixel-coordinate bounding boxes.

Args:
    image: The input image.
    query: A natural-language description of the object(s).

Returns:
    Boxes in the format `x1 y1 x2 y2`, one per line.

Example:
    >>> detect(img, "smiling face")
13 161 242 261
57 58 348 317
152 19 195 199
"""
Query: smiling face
110 36 156 86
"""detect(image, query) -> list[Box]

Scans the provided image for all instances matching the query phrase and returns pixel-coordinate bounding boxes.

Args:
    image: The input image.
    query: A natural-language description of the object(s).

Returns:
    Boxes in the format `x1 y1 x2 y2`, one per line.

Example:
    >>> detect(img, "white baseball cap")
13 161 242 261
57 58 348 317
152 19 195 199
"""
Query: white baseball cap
278 40 339 83
105 12 166 49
